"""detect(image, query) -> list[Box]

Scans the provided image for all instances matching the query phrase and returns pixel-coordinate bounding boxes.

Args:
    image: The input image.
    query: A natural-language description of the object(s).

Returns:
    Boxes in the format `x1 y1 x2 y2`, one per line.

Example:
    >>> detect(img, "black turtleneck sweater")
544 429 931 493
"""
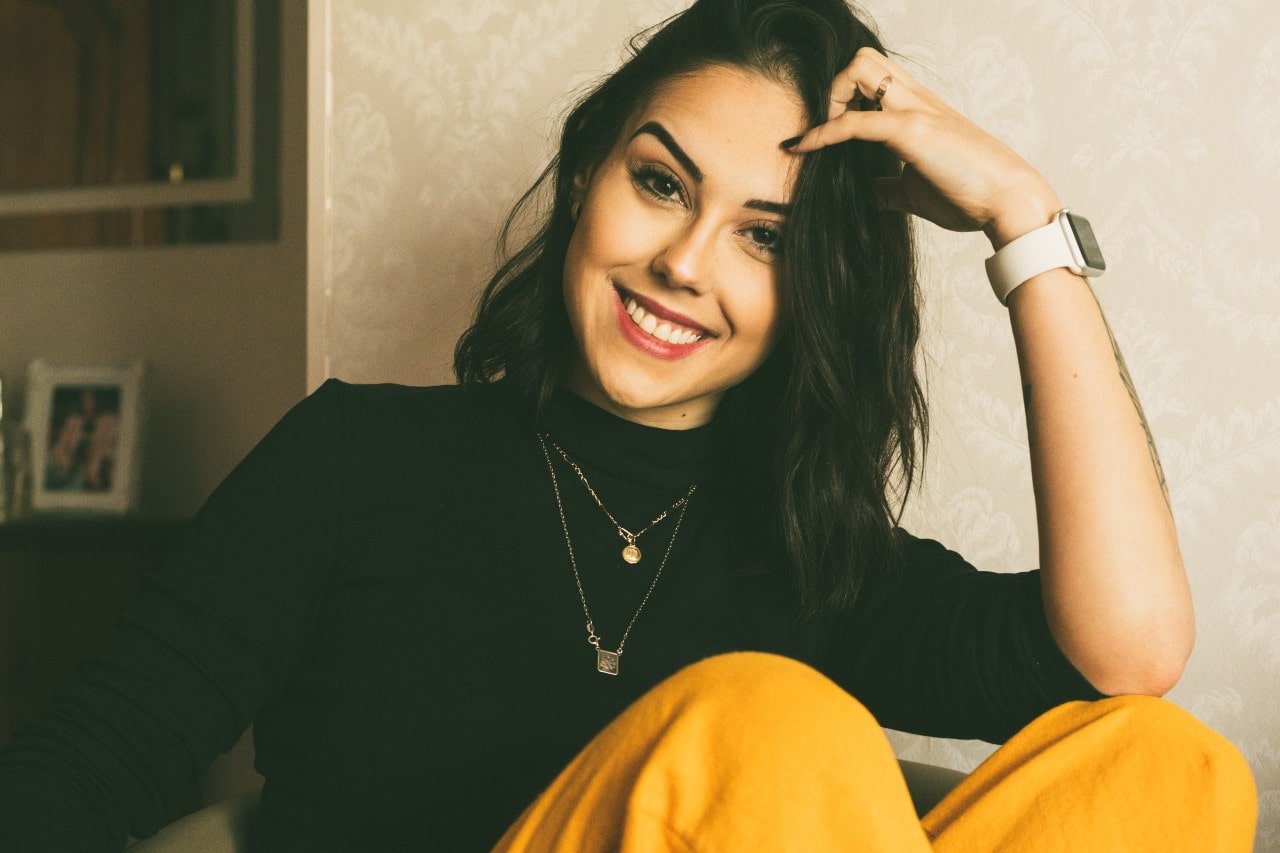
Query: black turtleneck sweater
0 380 1098 851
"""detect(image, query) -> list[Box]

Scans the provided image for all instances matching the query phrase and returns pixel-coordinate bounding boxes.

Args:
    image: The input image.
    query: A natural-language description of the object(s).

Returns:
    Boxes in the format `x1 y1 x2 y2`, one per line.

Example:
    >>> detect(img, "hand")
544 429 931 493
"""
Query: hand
786 47 1061 248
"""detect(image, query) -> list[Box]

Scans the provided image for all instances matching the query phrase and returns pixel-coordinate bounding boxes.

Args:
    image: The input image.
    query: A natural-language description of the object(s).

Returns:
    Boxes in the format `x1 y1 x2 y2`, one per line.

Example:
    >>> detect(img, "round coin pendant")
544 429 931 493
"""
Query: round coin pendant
621 544 642 564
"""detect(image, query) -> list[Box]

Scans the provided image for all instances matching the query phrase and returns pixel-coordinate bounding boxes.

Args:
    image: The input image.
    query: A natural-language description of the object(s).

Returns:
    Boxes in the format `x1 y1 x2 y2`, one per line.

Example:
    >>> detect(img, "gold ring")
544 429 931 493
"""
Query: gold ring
873 75 894 102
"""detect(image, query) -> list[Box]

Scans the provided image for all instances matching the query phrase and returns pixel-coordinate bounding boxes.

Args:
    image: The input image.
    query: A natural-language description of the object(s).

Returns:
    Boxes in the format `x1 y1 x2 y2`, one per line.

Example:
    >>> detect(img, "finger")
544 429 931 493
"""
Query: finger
827 69 906 120
852 48 925 93
827 52 892 120
786 109 898 153
826 47 924 120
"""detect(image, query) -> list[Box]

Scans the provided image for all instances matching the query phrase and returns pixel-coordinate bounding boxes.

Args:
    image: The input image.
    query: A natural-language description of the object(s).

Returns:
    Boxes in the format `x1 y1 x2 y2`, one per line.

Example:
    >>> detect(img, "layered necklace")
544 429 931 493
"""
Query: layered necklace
546 437 697 564
538 433 698 675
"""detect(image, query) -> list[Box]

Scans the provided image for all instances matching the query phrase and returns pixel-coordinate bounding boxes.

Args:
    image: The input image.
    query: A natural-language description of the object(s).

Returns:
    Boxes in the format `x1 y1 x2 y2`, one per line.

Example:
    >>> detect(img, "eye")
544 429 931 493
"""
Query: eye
742 223 784 258
631 165 686 206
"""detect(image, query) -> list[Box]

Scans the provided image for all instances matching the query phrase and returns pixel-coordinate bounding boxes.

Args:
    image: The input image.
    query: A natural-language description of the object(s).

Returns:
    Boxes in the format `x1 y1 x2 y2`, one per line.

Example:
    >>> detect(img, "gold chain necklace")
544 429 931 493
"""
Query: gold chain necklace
539 433 693 676
546 437 697 564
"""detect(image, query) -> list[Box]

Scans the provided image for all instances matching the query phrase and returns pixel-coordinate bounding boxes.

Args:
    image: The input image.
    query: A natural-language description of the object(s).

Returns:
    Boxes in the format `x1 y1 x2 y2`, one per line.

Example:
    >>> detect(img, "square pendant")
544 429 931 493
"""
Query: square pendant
596 649 620 675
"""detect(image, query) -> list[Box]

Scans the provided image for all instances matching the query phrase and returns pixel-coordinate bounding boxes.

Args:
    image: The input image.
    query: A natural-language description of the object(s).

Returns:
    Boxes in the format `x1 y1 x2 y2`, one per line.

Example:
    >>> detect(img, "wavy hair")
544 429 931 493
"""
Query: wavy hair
455 0 926 614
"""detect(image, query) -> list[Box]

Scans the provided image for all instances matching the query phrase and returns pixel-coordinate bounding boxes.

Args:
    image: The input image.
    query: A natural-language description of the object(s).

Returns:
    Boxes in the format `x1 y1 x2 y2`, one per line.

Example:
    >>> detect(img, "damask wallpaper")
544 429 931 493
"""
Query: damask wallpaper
309 0 1280 846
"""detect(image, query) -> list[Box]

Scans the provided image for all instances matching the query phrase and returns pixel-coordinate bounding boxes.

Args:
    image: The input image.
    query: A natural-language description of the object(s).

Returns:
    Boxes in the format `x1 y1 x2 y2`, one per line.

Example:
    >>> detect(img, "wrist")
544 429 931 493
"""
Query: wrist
985 208 1107 305
983 189 1062 250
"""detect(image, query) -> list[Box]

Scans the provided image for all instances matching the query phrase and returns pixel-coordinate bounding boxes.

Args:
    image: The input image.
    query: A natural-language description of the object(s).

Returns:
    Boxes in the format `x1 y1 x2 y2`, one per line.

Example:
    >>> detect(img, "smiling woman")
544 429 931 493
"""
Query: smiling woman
0 0 1257 850
561 66 800 428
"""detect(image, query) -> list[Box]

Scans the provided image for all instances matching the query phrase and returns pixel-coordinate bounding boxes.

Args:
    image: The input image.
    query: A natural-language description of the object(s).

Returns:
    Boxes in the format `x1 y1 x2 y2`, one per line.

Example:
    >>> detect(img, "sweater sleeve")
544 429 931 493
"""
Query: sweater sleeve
0 379 350 851
826 533 1103 744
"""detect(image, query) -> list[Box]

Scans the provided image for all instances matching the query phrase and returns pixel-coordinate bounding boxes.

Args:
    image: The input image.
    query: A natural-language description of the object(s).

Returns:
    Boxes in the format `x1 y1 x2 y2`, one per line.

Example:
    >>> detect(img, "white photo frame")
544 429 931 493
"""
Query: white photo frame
24 360 147 515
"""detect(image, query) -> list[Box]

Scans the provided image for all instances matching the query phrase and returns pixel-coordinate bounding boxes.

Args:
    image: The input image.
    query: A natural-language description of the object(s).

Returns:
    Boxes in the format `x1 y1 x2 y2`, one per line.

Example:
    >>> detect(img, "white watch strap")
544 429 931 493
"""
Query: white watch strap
984 213 1076 305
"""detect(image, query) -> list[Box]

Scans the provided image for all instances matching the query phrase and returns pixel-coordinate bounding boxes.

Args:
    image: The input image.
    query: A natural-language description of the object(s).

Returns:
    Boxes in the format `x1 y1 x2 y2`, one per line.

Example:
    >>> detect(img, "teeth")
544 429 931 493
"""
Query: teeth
623 295 703 345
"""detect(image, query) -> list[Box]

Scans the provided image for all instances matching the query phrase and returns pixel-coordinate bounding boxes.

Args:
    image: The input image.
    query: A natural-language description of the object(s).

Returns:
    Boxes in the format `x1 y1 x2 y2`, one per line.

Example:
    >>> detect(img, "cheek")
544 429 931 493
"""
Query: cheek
764 279 786 342
561 217 626 343
562 223 598 313
726 270 784 345
573 171 666 269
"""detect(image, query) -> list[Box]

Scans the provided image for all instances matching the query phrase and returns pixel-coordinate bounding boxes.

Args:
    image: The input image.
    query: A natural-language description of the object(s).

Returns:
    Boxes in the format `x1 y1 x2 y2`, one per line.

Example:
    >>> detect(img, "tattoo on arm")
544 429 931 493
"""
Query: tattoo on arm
1089 291 1172 508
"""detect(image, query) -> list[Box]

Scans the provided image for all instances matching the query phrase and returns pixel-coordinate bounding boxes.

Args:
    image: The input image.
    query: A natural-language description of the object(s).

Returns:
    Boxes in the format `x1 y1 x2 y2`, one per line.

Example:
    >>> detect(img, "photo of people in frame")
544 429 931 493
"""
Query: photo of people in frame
43 385 122 493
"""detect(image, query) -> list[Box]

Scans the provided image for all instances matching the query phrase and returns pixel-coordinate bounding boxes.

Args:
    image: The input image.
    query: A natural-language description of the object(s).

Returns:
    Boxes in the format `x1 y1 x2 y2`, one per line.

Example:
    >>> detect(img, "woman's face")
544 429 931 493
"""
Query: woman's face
562 64 806 429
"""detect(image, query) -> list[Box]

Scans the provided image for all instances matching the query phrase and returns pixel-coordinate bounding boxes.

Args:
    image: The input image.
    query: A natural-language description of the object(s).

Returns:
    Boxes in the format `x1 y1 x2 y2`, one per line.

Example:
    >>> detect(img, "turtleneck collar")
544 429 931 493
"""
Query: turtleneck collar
535 388 721 490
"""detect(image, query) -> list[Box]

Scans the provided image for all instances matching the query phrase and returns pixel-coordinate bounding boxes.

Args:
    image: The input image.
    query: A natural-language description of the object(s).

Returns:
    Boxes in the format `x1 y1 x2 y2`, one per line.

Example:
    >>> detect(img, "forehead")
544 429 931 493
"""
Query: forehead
645 62 800 108
622 65 806 195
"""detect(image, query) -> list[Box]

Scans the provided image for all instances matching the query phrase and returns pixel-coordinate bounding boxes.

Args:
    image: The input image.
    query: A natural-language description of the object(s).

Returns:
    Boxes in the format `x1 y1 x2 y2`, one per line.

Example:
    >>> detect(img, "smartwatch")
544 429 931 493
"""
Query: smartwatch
985 209 1106 305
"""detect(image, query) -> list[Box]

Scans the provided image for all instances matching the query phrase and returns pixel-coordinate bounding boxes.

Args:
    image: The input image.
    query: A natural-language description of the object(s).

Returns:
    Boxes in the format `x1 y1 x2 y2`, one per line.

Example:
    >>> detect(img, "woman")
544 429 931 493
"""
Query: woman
0 0 1255 849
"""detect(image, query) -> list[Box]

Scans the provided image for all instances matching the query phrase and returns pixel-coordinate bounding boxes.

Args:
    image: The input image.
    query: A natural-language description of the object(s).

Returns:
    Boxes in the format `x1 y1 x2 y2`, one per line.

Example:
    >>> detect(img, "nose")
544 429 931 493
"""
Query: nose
652 219 716 294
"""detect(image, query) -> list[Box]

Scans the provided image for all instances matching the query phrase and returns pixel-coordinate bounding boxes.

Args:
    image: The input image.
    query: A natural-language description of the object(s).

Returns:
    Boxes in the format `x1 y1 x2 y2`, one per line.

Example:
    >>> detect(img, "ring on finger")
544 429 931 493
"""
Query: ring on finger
873 75 893 103
856 74 894 112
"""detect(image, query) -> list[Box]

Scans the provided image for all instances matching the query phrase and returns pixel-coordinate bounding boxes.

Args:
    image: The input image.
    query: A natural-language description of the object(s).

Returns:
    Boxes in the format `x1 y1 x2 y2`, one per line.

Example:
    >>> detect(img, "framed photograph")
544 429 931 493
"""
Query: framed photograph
23 360 147 515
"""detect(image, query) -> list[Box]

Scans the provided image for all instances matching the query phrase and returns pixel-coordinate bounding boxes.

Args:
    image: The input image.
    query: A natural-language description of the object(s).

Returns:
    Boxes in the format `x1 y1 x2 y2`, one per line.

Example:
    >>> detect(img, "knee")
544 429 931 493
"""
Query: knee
624 652 901 801
655 652 880 737
1093 695 1255 795
672 650 821 687
1095 695 1233 752
664 652 838 701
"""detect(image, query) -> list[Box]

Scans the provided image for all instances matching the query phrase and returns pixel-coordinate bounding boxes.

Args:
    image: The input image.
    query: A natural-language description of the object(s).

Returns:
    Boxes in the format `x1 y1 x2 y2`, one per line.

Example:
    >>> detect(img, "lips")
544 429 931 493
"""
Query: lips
616 286 712 346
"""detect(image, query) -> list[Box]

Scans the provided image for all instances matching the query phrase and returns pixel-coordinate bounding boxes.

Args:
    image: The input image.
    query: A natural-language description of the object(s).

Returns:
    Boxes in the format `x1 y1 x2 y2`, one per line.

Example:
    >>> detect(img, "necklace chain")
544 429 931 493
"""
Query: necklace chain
539 433 693 675
547 437 697 564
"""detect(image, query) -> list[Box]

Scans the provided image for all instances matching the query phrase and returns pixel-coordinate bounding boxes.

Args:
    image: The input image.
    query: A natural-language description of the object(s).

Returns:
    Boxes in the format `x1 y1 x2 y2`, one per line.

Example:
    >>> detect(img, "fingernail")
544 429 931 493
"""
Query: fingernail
781 135 804 150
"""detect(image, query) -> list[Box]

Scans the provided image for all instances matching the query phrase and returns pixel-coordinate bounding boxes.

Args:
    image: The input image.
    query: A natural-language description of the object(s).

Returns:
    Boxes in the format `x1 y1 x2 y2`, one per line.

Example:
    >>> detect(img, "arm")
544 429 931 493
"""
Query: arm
0 381 347 849
790 49 1193 696
830 534 1103 744
1005 242 1192 696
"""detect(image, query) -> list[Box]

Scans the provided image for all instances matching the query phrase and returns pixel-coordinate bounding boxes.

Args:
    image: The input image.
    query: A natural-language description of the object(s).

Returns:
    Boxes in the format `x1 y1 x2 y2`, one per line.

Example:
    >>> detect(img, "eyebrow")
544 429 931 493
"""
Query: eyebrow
632 122 702 182
745 199 791 215
630 121 792 216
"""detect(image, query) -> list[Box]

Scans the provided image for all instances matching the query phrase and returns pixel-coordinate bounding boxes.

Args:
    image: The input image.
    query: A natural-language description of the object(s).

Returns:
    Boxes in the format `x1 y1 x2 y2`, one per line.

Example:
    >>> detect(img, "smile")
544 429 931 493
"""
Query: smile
620 290 708 345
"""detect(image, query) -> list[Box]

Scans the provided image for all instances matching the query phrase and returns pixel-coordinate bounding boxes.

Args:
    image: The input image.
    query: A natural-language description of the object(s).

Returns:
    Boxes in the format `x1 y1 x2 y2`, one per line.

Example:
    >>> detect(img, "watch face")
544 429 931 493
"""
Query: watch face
1065 213 1106 273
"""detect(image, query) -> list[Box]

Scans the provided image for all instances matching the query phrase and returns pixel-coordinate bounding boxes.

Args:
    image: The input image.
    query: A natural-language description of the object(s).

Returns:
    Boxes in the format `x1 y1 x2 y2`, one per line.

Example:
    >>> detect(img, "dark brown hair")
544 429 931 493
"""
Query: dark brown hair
456 0 925 613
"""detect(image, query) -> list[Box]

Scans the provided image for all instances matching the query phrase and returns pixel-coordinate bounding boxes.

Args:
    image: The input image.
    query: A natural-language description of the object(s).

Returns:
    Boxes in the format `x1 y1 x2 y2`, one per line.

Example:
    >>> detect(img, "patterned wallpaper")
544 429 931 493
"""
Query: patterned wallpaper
311 0 1280 846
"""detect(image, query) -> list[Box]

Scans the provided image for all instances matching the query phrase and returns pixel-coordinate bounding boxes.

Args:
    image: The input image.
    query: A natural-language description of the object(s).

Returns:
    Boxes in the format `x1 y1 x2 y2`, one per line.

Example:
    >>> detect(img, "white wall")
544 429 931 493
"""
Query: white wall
309 1 1280 846
0 3 309 519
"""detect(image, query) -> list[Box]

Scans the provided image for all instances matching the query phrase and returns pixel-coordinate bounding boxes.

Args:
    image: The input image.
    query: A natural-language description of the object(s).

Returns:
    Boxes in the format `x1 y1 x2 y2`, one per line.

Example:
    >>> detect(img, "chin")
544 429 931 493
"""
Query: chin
596 377 676 413
576 365 717 426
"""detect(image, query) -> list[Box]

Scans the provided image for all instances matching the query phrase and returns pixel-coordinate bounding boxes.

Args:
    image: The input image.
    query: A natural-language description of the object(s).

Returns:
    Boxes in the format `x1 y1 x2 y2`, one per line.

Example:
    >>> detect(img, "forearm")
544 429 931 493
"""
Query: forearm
788 45 1196 694
1006 264 1193 696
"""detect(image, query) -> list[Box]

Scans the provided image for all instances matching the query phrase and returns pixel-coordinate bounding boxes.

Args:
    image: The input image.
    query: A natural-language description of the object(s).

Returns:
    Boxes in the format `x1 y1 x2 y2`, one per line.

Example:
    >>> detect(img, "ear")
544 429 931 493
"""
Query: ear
569 167 594 222
571 165 593 199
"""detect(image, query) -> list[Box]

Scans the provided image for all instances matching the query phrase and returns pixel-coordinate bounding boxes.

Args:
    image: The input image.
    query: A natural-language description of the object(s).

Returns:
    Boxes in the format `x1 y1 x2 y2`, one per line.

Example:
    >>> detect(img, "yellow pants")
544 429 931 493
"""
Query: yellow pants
494 653 1256 851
